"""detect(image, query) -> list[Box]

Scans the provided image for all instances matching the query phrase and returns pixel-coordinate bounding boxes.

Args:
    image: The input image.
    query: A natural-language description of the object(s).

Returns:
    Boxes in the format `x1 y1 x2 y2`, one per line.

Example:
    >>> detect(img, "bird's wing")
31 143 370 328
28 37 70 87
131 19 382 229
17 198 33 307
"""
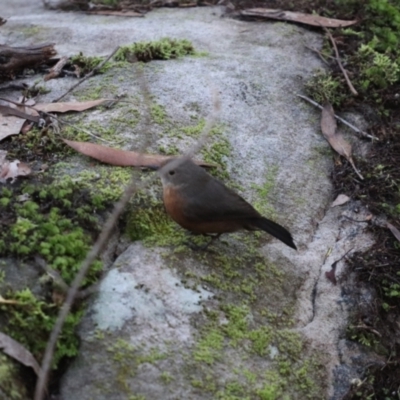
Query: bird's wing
181 177 260 222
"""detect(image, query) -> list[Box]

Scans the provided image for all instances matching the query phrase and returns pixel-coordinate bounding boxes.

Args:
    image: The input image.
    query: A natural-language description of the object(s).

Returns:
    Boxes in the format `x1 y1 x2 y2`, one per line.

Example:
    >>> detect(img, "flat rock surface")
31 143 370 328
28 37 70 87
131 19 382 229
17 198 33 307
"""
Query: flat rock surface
1 2 376 399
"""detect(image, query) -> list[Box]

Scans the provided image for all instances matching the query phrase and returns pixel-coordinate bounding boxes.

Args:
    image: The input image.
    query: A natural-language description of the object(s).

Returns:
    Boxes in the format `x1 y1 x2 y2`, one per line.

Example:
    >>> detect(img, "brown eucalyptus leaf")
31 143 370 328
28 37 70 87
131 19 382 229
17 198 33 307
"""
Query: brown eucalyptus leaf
63 139 216 168
0 114 25 140
34 98 108 113
0 99 39 140
321 103 363 180
0 332 41 376
0 104 40 123
239 8 358 28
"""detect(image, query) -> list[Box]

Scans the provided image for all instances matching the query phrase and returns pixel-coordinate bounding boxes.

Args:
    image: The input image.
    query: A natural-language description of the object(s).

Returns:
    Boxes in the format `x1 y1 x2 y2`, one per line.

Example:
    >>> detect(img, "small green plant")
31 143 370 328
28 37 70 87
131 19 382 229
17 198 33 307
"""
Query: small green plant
115 38 195 62
1 288 82 366
70 53 112 74
304 70 346 107
357 42 400 89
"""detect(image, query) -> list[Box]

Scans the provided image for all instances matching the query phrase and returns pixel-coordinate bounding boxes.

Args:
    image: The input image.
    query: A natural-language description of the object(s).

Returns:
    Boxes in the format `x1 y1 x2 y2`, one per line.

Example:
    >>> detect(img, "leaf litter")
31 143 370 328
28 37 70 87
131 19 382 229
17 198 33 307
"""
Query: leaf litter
321 102 364 180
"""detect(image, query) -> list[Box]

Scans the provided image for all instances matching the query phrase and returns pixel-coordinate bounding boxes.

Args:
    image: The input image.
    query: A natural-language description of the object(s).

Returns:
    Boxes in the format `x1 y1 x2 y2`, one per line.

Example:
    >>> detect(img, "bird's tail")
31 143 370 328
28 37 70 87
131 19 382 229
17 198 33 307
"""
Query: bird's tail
250 217 297 250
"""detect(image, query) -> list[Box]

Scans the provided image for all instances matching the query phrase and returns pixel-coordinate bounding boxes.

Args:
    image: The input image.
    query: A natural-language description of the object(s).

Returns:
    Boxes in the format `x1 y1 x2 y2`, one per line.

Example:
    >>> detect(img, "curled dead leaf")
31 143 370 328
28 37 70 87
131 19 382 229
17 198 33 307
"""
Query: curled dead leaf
34 98 109 113
0 150 32 183
0 98 40 141
321 102 363 180
331 194 350 207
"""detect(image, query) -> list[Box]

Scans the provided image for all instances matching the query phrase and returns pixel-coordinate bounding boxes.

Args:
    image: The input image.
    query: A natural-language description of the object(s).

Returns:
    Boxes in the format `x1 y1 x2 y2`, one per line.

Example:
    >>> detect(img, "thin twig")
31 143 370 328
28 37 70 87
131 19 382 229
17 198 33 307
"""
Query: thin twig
53 46 120 103
324 28 358 96
33 173 156 400
304 44 330 65
297 94 379 140
353 325 382 338
34 69 220 400
55 116 119 145
34 256 70 293
44 56 68 81
341 215 372 224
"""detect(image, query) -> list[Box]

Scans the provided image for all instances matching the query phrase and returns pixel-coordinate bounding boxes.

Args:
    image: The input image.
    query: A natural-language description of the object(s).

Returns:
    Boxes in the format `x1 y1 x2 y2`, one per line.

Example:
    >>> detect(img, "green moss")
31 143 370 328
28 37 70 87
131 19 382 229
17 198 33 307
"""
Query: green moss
0 354 28 400
256 382 283 400
0 162 133 372
151 103 168 125
356 41 400 90
1 288 83 367
160 371 174 384
105 339 167 397
71 52 113 74
115 38 195 63
193 329 224 365
304 69 346 107
20 25 41 37
251 165 278 219
216 381 250 400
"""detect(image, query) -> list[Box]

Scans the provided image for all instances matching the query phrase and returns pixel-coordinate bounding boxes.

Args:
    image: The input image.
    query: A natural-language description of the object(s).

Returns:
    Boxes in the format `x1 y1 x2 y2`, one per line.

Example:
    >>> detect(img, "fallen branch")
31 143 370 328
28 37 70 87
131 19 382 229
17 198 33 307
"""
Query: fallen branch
324 28 358 96
0 43 56 81
44 55 68 81
297 94 378 140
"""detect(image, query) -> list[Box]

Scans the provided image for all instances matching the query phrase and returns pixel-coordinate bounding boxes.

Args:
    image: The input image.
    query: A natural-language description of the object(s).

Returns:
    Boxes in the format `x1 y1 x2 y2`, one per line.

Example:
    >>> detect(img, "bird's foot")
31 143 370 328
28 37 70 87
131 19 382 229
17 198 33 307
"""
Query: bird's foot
185 233 221 251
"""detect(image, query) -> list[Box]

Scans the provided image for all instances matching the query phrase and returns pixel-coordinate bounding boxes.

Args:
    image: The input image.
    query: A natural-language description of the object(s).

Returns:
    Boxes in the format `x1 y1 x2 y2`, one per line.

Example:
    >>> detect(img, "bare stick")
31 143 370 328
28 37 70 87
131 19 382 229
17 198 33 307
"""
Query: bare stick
33 172 156 400
44 56 68 81
53 46 120 103
297 94 379 141
34 63 220 399
304 45 330 65
324 28 358 96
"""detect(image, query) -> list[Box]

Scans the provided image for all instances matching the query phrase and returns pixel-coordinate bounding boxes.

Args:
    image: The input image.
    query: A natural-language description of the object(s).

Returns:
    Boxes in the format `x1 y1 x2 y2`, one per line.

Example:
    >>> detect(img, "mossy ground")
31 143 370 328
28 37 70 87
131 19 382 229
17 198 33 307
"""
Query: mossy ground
119 114 325 398
0 33 326 399
242 0 400 397
0 39 201 396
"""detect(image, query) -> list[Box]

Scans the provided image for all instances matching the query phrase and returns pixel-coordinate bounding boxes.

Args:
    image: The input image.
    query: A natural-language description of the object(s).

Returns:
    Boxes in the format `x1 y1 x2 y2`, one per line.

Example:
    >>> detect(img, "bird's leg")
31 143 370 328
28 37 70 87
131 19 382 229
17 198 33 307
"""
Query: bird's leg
185 233 222 251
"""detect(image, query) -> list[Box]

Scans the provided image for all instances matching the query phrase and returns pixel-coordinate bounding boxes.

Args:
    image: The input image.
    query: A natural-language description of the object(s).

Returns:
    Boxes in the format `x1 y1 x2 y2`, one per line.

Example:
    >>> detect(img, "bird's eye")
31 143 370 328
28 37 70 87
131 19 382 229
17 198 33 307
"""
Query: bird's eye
169 170 175 176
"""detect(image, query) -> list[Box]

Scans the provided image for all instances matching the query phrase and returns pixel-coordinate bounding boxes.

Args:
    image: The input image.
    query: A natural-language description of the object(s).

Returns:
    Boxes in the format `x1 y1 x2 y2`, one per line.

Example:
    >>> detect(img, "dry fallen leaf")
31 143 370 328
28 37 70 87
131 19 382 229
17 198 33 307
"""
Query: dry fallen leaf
0 150 32 183
387 222 400 243
34 98 109 113
63 139 216 168
240 8 358 28
325 267 337 285
0 104 40 123
321 102 363 180
0 99 39 141
331 194 350 207
0 331 41 376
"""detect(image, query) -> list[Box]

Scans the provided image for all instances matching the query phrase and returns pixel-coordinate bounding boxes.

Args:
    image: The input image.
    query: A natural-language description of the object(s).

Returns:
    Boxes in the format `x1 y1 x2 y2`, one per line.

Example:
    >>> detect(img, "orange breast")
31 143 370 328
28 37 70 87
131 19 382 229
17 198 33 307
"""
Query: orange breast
163 185 190 228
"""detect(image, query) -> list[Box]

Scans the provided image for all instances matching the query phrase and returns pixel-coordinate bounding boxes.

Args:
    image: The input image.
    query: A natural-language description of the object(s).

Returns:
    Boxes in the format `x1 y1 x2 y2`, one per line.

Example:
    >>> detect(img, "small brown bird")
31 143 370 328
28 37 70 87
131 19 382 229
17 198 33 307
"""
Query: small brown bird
159 157 296 250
